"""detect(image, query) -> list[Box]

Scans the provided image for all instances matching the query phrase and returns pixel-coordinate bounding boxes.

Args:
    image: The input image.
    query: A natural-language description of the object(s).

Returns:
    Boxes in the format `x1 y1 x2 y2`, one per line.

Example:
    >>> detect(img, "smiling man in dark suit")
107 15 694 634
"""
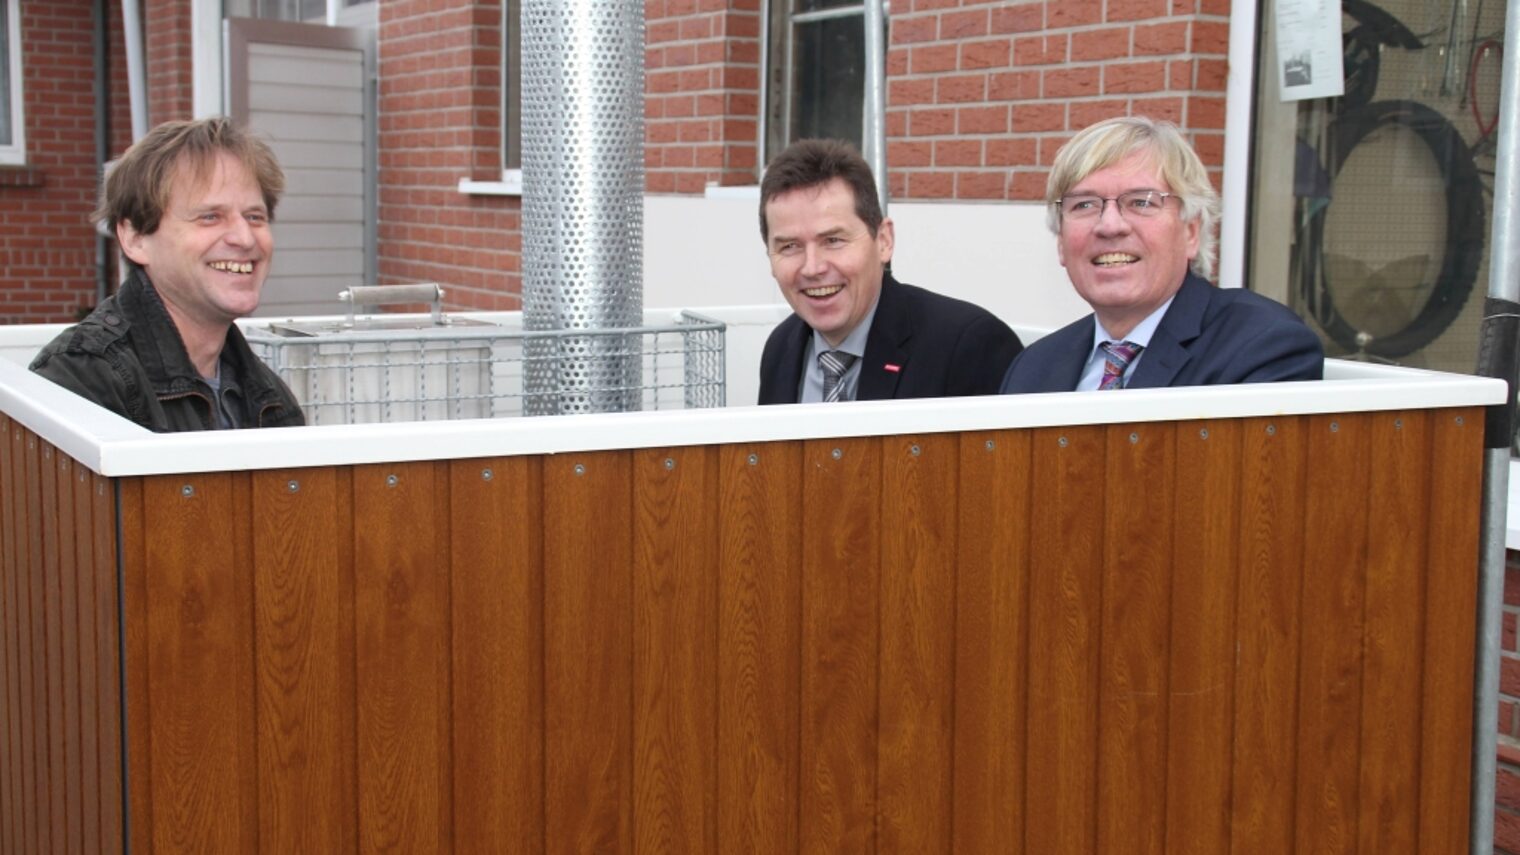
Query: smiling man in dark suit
757 139 1022 404
1000 117 1322 394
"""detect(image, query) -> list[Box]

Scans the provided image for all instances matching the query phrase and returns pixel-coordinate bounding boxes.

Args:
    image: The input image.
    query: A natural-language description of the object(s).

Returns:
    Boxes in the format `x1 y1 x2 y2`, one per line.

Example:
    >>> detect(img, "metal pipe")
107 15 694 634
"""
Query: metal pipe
92 0 112 304
1471 0 1520 850
862 0 887 214
520 0 645 415
120 0 147 139
1217 0 1258 288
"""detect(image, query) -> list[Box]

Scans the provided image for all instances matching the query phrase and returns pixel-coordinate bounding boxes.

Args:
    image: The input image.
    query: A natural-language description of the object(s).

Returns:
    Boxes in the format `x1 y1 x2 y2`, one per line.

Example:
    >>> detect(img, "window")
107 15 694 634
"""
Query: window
0 0 24 165
224 0 372 24
765 1 883 162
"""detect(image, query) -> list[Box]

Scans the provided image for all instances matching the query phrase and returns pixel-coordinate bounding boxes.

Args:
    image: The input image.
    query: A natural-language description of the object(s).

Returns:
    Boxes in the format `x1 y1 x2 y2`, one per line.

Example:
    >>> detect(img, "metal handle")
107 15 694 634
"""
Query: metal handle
338 283 444 326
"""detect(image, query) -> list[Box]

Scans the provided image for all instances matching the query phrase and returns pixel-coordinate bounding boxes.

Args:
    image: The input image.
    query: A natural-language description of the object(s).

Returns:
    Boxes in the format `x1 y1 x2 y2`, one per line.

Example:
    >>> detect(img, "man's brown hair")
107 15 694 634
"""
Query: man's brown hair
96 116 284 236
759 138 883 243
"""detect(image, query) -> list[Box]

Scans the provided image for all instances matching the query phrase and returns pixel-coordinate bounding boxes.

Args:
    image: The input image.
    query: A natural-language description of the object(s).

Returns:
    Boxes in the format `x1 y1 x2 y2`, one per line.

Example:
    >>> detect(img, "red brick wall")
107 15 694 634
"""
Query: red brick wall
144 0 193 125
0 0 129 324
1498 555 1520 853
883 0 1231 201
645 0 761 193
376 0 524 311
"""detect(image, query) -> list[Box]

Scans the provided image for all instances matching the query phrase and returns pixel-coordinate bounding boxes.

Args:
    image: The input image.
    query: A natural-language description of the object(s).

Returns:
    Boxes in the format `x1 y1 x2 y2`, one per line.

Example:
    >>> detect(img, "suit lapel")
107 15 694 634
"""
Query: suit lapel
1127 273 1207 389
857 275 909 400
766 317 811 404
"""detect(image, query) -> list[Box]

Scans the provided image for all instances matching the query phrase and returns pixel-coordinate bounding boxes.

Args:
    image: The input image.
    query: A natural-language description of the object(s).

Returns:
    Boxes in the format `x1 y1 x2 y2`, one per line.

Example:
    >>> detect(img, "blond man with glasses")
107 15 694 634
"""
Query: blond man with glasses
1000 116 1323 393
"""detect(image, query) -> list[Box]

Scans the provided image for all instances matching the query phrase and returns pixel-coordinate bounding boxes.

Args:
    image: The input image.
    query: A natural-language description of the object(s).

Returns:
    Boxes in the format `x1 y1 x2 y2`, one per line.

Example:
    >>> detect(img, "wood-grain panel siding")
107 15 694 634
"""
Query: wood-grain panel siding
1025 425 1105 854
633 447 719 854
2 409 1488 854
543 451 633 855
251 467 354 852
354 461 452 853
1165 419 1241 853
799 437 881 855
1419 407 1483 853
0 423 121 855
878 433 957 854
716 442 802 852
953 429 1031 853
1231 415 1309 855
450 456 543 854
1097 422 1176 855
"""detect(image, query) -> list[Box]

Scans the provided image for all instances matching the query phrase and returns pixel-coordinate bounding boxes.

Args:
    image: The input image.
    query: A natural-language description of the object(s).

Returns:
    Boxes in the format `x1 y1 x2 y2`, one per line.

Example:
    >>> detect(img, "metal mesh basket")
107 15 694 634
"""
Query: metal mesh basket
244 310 725 426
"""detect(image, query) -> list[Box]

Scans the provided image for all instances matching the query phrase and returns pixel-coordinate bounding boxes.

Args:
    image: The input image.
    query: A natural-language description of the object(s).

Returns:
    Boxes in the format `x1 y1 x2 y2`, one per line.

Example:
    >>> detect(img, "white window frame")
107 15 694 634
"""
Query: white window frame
0 0 27 165
461 0 521 196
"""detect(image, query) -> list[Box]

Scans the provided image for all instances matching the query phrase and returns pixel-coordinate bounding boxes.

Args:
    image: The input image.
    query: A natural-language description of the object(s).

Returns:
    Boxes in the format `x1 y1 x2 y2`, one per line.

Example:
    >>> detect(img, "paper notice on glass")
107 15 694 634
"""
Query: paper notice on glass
1276 0 1345 101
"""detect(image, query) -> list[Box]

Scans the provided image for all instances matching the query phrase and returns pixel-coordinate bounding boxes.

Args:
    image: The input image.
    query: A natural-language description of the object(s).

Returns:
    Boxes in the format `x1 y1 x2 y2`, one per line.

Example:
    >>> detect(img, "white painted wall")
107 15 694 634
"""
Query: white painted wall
642 193 1088 333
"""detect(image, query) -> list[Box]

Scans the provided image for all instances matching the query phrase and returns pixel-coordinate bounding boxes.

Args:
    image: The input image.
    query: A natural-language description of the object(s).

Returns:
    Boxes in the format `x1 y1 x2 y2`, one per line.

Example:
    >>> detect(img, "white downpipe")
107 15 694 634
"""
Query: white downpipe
1218 0 1259 288
121 0 147 140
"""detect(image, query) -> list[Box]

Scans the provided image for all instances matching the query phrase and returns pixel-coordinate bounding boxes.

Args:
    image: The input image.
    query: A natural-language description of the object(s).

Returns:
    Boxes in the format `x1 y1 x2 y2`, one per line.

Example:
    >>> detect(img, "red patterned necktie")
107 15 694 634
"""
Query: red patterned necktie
1098 340 1143 390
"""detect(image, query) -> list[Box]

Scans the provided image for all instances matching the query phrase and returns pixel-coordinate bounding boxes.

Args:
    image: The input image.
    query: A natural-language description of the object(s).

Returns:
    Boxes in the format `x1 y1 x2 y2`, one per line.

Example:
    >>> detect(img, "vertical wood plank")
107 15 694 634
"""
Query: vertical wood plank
0 417 19 855
353 461 451 853
1096 422 1176 855
53 452 82 855
953 429 1031 854
877 434 956 854
1294 414 1371 855
544 451 633 855
140 472 256 853
1356 411 1428 853
450 456 543 855
20 429 45 851
1418 407 1483 853
633 446 719 854
716 441 802 853
94 473 123 854
69 462 100 855
39 443 65 855
799 437 881 855
1025 425 1105 855
250 467 354 853
118 475 148 855
1230 416 1308 855
1164 419 1241 853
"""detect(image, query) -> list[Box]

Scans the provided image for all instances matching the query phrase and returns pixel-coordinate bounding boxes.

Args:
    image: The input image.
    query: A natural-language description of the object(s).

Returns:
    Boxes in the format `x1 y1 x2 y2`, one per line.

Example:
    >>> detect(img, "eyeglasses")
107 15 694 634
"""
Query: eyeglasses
1057 190 1177 220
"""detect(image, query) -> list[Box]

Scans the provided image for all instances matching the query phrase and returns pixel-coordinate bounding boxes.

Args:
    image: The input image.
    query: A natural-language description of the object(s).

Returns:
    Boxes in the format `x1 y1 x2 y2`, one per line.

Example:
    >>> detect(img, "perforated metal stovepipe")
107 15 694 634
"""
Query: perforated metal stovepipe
520 0 645 415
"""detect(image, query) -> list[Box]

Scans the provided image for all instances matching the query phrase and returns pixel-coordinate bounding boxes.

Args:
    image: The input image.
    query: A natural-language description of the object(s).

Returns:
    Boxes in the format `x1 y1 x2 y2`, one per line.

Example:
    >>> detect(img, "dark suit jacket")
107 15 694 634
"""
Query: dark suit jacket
759 274 1023 404
999 273 1323 393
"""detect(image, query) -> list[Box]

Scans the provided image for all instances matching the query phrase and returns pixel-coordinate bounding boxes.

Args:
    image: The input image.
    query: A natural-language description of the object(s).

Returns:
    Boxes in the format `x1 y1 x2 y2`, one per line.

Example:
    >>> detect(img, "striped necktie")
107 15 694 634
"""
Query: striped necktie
819 350 857 402
1098 340 1143 390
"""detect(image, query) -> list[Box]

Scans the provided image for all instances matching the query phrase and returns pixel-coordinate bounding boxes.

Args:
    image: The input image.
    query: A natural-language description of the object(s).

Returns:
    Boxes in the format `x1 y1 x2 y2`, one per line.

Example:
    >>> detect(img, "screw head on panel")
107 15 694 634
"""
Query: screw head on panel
664 458 675 470
909 444 921 457
1199 428 1209 440
1129 432 1139 444
181 485 194 498
386 474 399 487
482 468 493 481
1266 424 1277 436
574 464 586 476
747 453 759 466
985 439 995 451
1330 421 1339 433
831 448 843 460
1058 436 1068 448
1456 415 1465 426
287 480 299 493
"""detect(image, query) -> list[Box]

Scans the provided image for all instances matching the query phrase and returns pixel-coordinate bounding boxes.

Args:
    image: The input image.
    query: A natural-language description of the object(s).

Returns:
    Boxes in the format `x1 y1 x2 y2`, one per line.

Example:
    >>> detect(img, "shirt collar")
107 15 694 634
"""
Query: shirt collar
810 290 880 360
1090 294 1175 352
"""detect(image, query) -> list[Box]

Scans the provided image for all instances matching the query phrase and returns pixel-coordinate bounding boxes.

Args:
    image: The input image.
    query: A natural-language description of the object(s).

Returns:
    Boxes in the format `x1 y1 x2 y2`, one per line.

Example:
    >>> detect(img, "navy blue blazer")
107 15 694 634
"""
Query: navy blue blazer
759 274 1023 404
999 273 1324 393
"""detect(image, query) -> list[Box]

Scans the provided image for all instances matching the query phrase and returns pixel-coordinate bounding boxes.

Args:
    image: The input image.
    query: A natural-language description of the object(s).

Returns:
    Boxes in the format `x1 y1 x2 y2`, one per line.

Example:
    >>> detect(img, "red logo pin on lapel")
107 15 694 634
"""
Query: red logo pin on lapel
884 363 901 373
